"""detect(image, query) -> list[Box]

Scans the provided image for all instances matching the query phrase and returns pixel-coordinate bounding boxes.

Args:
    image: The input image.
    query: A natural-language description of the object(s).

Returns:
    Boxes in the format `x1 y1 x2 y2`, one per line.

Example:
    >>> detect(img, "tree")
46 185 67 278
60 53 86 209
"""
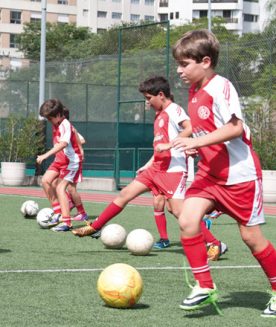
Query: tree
16 22 93 61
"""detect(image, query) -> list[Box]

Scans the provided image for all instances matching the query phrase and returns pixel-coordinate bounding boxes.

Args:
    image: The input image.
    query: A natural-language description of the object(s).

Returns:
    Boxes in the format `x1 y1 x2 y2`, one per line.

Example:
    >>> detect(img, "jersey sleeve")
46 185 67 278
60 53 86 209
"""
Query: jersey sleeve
216 79 244 124
58 119 71 144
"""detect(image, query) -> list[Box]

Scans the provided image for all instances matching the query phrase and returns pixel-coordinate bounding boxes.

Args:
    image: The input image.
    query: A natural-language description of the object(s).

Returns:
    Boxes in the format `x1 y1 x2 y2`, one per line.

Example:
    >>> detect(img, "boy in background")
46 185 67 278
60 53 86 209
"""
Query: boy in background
37 99 84 231
72 76 192 238
172 29 276 317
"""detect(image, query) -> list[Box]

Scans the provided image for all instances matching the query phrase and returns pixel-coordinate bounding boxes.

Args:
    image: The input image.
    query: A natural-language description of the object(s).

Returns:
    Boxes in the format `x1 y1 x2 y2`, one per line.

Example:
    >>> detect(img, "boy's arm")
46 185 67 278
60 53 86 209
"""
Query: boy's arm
36 141 68 164
155 119 192 153
172 116 243 150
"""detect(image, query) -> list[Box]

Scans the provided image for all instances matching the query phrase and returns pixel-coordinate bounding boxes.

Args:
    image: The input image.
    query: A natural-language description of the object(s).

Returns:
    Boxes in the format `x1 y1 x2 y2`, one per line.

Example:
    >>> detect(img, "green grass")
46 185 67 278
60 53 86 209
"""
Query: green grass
0 194 275 327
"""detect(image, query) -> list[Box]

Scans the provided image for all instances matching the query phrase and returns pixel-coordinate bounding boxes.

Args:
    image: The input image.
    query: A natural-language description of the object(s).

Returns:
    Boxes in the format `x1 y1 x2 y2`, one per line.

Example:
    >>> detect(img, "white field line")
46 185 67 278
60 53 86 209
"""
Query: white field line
0 265 261 274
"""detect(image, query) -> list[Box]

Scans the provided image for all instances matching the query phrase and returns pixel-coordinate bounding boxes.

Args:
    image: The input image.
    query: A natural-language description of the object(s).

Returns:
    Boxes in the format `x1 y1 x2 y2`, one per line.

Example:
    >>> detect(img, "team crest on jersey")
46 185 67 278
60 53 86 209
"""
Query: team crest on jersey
158 118 164 128
198 106 210 120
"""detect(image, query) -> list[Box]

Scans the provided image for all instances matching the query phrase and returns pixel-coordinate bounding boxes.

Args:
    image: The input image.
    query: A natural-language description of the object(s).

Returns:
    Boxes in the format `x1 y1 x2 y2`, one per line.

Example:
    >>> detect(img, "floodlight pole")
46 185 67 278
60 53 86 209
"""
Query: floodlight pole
39 0 47 108
208 0 212 32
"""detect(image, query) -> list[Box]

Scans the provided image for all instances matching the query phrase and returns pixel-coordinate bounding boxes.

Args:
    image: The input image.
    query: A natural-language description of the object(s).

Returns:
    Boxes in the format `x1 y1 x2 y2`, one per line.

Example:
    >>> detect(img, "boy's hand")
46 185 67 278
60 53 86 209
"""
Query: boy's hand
36 154 47 165
172 137 197 151
155 143 172 153
185 148 198 157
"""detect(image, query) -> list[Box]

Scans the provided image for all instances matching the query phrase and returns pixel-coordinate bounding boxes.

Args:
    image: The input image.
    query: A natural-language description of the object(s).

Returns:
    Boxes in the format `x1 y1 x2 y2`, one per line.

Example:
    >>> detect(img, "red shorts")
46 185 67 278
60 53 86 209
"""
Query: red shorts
136 167 187 200
186 174 265 226
48 161 82 184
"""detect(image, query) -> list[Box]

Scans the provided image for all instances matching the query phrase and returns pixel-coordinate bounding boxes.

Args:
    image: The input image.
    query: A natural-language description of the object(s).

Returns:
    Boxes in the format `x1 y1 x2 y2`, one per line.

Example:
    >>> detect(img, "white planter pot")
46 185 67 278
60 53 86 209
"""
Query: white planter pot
262 170 276 203
1 162 26 186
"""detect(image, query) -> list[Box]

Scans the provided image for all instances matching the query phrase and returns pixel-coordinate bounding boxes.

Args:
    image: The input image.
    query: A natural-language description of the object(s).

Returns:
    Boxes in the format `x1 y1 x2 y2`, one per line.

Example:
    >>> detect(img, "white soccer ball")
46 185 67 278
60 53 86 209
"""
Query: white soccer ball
100 224 127 249
20 200 39 217
126 229 154 256
36 208 54 229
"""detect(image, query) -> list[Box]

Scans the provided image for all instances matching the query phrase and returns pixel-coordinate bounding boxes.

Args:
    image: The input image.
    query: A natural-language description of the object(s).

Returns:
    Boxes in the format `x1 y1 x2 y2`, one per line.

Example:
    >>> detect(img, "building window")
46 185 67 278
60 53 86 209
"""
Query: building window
244 14 258 22
176 12 179 19
199 10 208 18
58 0 68 4
83 9 88 17
10 11 21 24
97 11 107 18
170 12 174 19
130 14 140 22
112 12 122 19
31 0 41 2
97 28 107 33
159 0 168 7
112 0 121 2
159 13 168 21
145 0 154 5
131 0 140 3
10 34 18 48
144 15 154 21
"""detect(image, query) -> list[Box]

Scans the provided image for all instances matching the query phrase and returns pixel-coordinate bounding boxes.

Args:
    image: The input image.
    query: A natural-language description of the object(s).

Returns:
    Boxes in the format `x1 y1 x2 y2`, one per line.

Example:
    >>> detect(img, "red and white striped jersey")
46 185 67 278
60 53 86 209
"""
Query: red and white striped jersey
188 74 262 185
52 118 82 169
152 102 190 172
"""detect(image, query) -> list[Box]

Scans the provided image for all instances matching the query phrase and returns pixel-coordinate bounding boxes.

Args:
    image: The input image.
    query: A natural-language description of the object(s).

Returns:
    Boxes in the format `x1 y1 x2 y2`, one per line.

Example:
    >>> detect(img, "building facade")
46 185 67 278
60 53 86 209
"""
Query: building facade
0 0 270 68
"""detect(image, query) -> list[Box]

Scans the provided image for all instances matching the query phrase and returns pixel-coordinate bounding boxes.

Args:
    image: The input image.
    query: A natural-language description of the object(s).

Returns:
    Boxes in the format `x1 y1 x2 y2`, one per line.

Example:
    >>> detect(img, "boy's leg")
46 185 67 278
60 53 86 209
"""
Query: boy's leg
51 179 72 231
41 170 59 205
178 197 219 310
239 224 276 318
153 195 170 249
72 180 149 237
67 183 88 221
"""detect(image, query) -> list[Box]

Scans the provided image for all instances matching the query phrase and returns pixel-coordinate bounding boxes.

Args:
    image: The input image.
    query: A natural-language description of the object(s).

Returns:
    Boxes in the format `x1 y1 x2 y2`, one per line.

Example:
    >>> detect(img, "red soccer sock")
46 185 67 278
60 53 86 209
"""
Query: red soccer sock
92 202 123 230
253 242 276 291
181 233 214 289
66 192 75 210
52 202 61 214
201 221 220 246
62 216 71 227
154 210 168 240
76 204 86 215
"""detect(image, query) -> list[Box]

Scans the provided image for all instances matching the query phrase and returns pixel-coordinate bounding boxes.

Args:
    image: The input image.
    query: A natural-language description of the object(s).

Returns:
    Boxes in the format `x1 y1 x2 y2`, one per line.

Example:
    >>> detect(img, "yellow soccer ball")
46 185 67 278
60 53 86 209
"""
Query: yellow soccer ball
97 263 143 308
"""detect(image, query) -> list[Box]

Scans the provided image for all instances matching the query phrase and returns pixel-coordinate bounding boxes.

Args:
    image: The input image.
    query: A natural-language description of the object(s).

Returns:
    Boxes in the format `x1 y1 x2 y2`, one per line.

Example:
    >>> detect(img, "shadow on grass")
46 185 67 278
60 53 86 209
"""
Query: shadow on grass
102 303 150 310
0 248 11 253
182 291 268 318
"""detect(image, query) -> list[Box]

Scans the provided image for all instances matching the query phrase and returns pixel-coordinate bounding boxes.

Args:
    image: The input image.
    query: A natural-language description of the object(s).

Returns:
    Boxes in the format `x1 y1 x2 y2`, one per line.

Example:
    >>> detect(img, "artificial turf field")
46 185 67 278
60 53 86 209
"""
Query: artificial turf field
0 193 275 327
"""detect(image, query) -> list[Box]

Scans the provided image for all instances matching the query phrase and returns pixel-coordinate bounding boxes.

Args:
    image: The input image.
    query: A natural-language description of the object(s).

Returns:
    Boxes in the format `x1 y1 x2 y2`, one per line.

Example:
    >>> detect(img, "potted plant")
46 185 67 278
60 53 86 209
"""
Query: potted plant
0 114 45 186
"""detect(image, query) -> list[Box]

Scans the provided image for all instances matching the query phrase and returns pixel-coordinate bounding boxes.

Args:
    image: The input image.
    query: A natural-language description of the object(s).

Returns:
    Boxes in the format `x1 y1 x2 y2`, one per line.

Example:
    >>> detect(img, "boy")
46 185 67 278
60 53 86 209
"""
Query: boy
72 76 192 238
37 99 83 232
172 29 276 317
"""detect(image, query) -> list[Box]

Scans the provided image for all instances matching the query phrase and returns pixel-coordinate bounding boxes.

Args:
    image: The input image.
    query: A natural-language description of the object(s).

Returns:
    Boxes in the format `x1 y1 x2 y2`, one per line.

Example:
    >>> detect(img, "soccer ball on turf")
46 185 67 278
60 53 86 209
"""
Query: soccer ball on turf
97 263 143 308
126 229 154 256
20 200 39 217
100 224 127 249
36 208 54 229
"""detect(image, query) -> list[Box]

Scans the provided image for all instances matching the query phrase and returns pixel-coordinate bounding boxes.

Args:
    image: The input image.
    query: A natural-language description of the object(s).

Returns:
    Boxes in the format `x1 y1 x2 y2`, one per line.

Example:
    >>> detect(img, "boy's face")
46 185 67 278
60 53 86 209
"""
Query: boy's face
47 114 63 126
177 57 210 85
143 92 164 112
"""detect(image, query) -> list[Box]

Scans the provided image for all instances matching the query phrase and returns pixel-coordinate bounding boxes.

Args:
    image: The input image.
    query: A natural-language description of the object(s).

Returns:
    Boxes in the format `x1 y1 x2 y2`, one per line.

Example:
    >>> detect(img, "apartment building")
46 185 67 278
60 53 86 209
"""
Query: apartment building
0 0 270 69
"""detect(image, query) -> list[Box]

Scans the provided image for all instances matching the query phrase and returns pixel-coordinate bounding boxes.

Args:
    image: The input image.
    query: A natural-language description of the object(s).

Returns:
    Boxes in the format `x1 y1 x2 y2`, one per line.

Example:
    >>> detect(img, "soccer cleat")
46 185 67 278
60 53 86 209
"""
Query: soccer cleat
72 225 101 238
207 241 228 261
73 212 88 221
180 281 218 311
51 223 72 232
47 213 61 227
209 210 222 219
153 238 170 249
261 291 276 318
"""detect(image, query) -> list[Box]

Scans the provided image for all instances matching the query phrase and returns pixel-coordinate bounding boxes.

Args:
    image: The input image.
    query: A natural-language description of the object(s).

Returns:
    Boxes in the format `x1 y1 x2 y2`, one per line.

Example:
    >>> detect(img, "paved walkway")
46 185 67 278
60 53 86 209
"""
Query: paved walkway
0 186 276 216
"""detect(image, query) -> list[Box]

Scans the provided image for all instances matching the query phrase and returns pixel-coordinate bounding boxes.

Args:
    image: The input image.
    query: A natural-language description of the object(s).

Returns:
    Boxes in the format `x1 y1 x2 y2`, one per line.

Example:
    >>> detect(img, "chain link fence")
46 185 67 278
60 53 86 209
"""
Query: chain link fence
0 25 275 187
